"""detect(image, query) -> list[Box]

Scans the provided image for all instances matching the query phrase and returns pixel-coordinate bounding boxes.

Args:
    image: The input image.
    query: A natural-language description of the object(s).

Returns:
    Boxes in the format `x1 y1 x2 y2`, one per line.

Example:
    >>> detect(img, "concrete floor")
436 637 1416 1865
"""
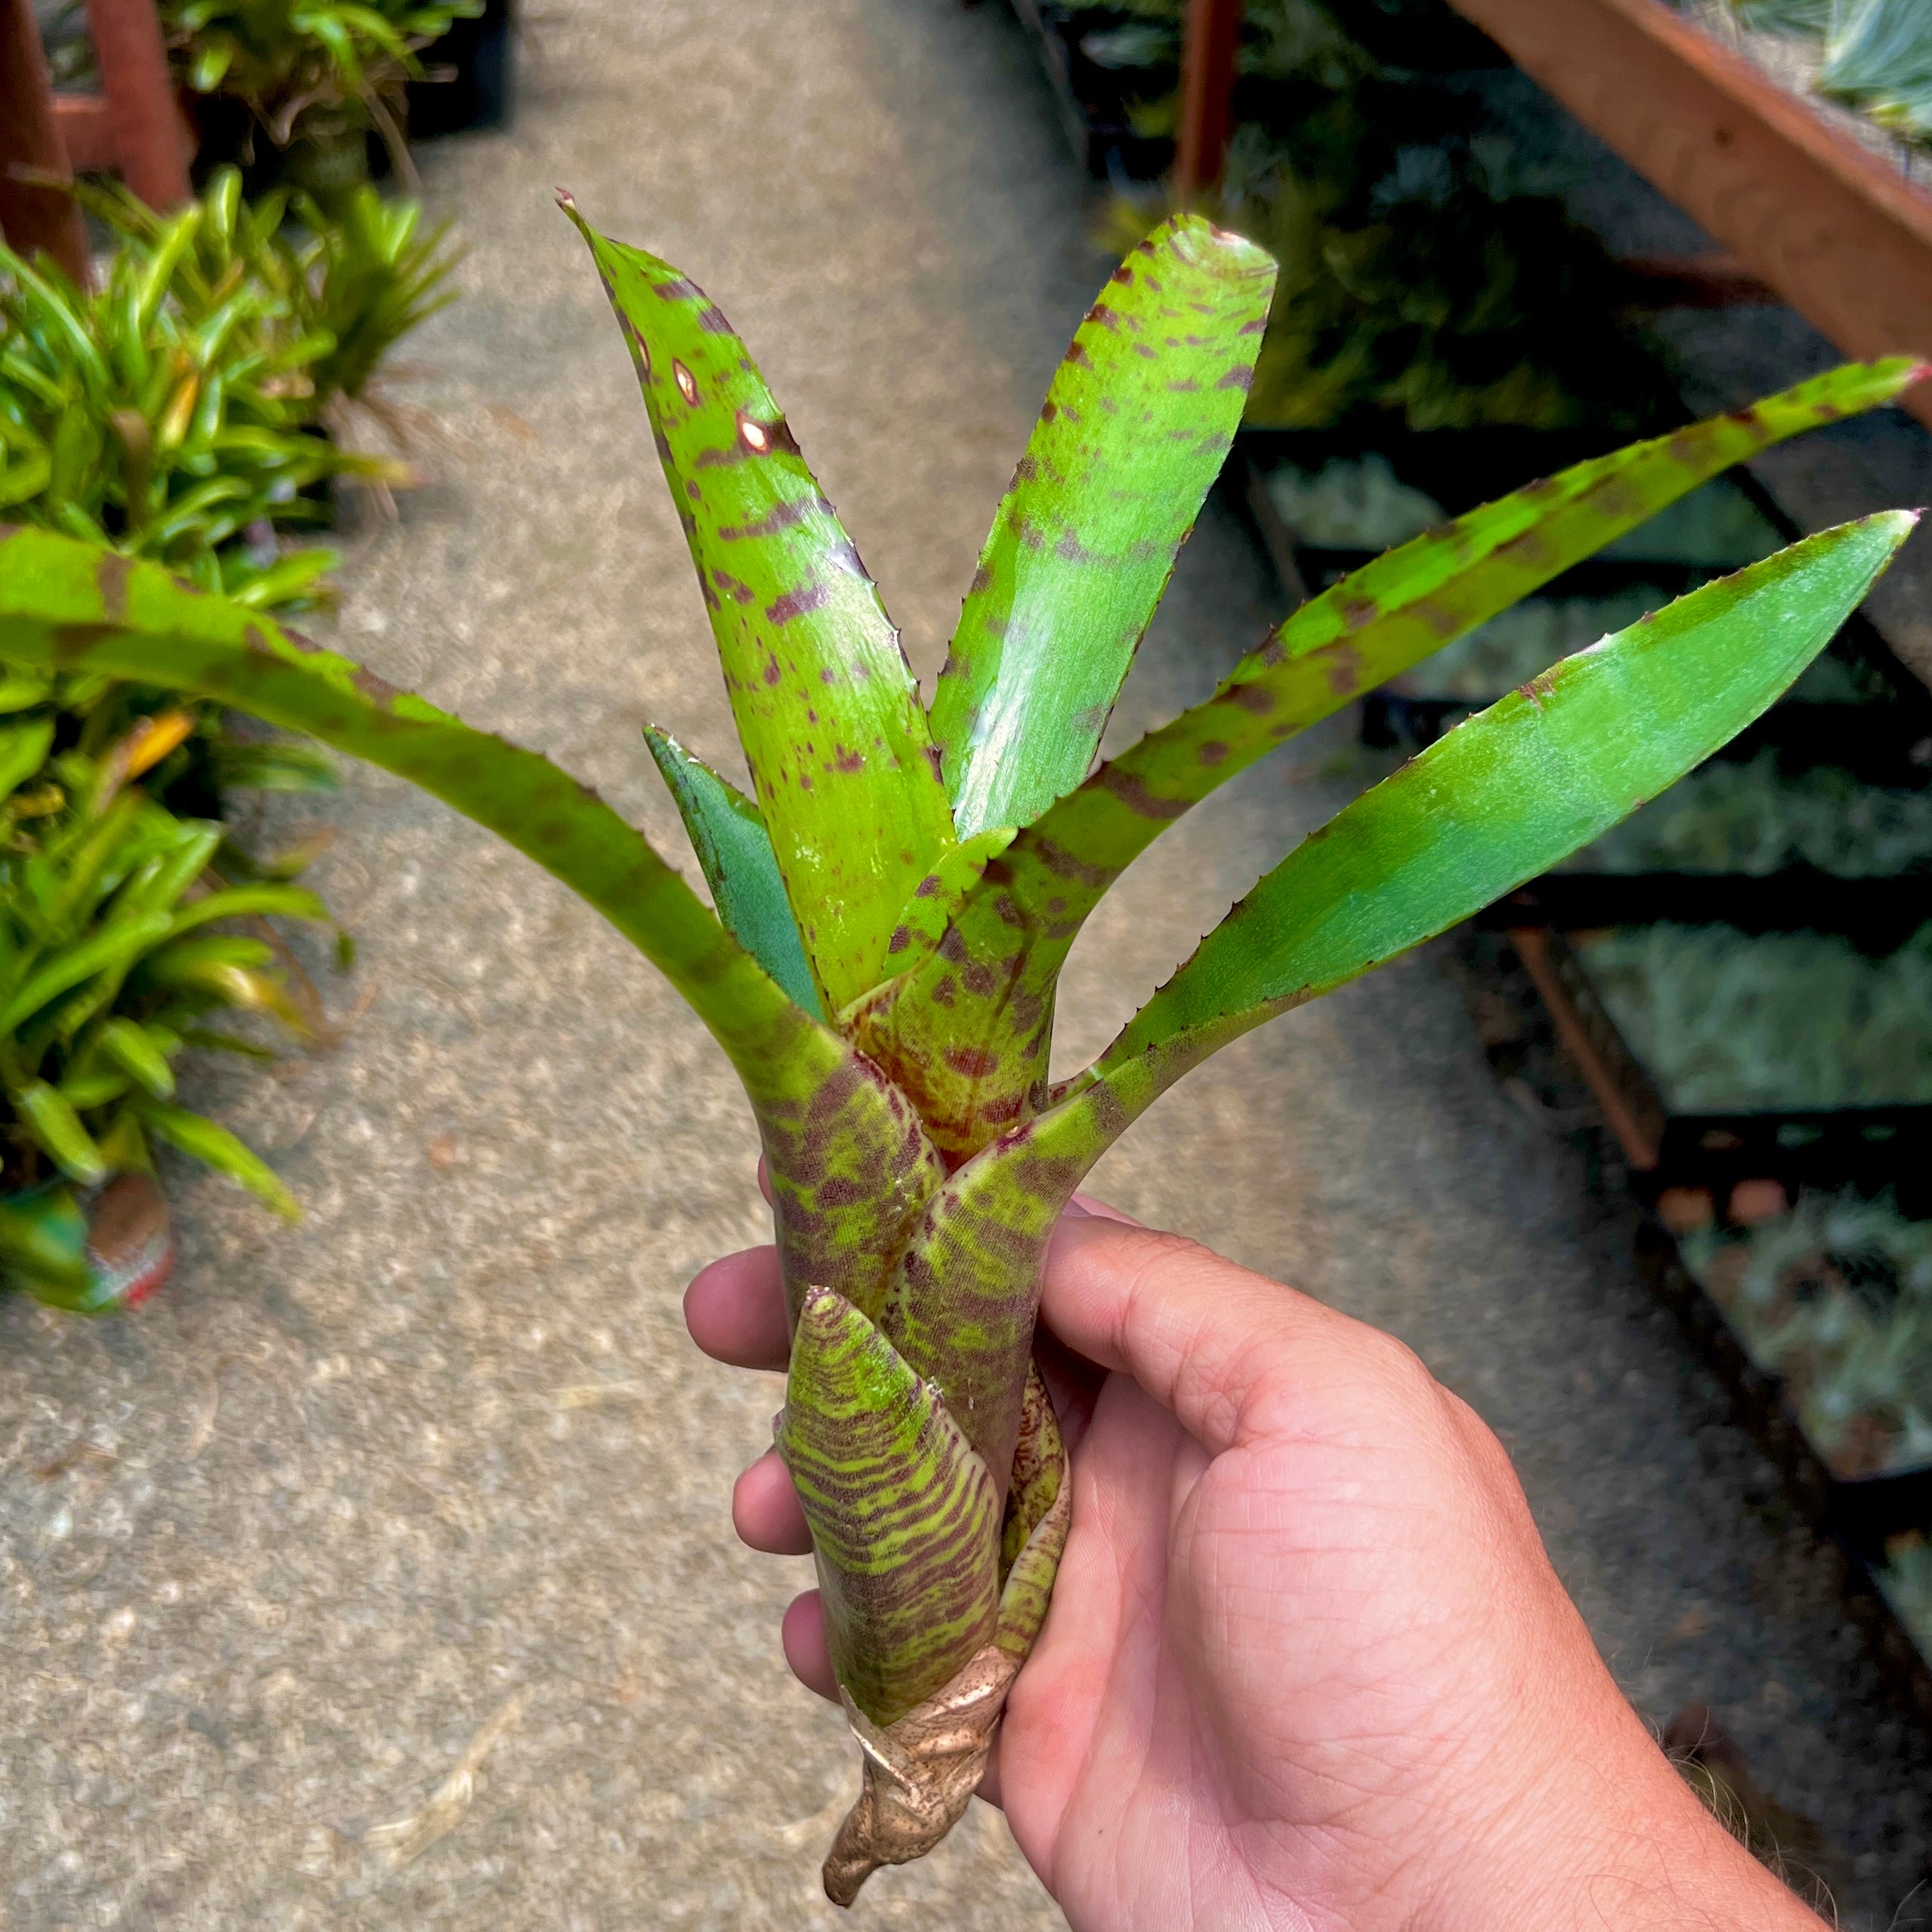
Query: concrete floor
2 2 1929 1925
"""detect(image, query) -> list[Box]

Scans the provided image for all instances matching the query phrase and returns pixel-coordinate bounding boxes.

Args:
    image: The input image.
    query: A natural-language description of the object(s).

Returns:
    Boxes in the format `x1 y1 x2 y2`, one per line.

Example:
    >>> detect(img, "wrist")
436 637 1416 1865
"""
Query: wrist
1433 1693 1825 1932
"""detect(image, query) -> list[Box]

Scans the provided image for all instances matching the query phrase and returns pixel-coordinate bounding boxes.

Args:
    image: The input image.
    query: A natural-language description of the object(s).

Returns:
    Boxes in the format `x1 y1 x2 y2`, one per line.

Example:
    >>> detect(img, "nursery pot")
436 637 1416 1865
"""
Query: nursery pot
0 1173 173 1313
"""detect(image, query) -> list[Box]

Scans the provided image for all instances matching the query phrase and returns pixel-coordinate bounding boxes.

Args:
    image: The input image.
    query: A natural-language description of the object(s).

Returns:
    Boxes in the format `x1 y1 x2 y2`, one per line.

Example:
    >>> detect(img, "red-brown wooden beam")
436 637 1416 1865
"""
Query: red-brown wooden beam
53 97 120 175
1443 0 1932 432
85 0 191 209
0 0 91 283
1175 0 1242 202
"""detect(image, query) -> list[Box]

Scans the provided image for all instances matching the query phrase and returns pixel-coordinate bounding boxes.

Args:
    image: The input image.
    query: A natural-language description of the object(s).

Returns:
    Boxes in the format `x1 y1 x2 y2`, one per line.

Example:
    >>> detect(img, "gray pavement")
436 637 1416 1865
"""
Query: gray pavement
2 2 1928 1925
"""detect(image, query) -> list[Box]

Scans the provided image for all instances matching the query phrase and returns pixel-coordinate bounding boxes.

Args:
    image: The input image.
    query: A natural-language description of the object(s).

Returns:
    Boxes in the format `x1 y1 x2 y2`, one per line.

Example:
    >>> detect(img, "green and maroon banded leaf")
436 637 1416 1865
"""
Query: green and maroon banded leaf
930 217 1275 837
642 725 822 1019
994 1367 1069 1662
0 526 945 1325
778 1286 1001 1727
876 1121 1091 1492
864 514 1918 1417
871 824 1017 991
1092 512 1918 1087
859 359 1927 1158
561 198 957 1013
1000 1368 1065 1578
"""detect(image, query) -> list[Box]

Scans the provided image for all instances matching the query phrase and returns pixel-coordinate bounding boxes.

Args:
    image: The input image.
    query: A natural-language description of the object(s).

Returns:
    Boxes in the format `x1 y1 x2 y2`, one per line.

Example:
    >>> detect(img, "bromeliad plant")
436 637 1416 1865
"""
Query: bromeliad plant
0 710 325 1309
159 0 484 179
0 202 1920 1898
0 167 425 614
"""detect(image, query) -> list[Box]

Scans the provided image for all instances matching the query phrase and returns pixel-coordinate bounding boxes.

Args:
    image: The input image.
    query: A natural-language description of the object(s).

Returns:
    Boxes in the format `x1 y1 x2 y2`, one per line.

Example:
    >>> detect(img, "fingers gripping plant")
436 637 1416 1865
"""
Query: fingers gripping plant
0 199 1919 1899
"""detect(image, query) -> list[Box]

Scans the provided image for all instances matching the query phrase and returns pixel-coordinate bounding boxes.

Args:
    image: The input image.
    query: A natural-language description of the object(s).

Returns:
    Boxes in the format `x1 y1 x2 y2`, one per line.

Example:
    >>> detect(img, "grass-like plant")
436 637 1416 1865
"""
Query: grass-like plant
159 0 483 173
0 710 326 1309
0 168 436 614
0 203 1919 1897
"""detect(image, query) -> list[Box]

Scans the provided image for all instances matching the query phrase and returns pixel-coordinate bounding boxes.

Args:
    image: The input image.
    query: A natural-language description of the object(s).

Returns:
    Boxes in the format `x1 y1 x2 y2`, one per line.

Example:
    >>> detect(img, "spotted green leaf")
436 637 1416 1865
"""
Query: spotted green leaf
930 216 1275 836
879 512 1921 1427
561 198 957 1013
871 824 1017 992
859 359 1927 1160
643 725 822 1020
0 525 947 1327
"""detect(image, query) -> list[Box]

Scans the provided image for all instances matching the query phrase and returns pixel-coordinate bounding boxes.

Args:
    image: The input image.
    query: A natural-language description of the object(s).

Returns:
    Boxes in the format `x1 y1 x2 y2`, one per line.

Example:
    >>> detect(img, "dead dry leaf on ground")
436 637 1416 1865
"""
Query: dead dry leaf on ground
364 1689 529 1869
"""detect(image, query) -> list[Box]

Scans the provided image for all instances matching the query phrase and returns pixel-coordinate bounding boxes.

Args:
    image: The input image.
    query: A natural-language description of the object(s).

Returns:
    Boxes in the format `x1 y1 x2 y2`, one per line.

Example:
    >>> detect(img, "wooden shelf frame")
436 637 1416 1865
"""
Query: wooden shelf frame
1165 0 1932 425
1440 0 1932 432
0 0 192 285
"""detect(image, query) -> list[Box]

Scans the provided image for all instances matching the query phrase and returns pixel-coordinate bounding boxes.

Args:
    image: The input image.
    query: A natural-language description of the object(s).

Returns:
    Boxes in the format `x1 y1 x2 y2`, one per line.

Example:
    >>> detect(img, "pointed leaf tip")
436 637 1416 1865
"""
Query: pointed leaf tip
554 187 577 210
1097 510 1915 1076
641 725 823 1019
932 213 1277 835
573 218 956 1009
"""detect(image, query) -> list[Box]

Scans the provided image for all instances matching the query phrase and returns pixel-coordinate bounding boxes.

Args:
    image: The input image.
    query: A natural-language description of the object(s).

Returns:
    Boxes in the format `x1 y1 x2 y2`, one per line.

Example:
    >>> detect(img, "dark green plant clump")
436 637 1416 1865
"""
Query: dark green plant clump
160 0 484 175
1071 0 1681 431
0 166 456 613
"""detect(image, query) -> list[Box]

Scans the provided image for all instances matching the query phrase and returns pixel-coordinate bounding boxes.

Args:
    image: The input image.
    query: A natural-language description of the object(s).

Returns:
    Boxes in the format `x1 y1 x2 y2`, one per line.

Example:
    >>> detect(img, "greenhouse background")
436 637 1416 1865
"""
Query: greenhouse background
3 0 1932 1923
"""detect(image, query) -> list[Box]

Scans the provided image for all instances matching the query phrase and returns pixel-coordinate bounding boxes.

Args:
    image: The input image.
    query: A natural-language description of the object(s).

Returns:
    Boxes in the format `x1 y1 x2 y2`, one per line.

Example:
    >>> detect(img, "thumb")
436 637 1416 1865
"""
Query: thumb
1040 1214 1391 1455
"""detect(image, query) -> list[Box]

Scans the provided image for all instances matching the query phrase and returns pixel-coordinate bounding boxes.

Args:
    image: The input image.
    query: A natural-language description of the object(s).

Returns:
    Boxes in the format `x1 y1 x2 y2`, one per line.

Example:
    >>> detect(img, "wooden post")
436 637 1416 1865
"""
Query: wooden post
0 0 91 283
1174 0 1241 203
85 0 192 209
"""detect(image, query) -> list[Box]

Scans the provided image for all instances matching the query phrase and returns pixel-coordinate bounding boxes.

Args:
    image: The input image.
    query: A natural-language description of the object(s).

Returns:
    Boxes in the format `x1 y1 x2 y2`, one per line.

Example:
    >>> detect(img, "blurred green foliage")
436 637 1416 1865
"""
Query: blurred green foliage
1 166 456 610
159 0 484 157
0 713 329 1300
1070 0 1680 431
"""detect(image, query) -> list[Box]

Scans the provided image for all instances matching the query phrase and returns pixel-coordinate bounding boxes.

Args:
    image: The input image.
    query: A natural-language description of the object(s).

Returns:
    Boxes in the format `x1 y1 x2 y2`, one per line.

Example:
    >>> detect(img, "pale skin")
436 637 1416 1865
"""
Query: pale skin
685 1195 1828 1932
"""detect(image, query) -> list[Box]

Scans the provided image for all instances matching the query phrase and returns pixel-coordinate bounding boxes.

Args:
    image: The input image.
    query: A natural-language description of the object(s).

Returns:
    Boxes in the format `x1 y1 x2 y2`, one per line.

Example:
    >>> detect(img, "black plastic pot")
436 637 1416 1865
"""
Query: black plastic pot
407 0 515 138
1513 926 1932 1219
1008 0 1173 182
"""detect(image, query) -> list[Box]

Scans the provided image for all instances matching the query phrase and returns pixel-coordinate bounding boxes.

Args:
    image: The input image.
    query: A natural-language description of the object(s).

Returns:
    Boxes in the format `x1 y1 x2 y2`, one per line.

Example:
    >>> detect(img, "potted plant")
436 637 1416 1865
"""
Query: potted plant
0 709 325 1309
0 203 1917 1898
156 0 485 193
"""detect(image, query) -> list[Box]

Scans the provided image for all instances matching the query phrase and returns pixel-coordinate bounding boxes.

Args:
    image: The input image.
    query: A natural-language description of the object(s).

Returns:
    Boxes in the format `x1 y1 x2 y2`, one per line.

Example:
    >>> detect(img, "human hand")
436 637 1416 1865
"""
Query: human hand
685 1199 1825 1932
